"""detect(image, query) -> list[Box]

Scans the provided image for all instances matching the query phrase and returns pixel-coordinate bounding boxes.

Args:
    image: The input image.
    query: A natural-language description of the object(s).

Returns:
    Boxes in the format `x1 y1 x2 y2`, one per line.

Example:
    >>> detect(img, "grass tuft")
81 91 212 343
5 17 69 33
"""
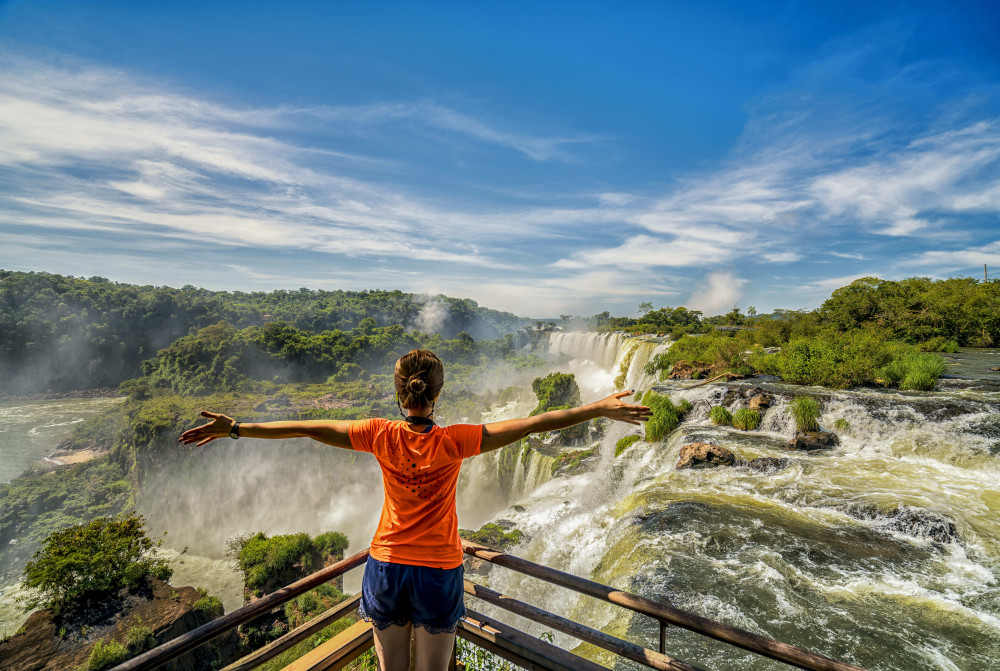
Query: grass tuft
731 409 761 431
709 406 732 426
788 397 821 432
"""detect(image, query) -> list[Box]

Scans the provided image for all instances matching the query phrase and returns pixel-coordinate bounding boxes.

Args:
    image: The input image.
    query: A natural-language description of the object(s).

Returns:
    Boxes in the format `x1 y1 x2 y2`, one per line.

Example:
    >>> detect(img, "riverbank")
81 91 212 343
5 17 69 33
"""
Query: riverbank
0 387 121 404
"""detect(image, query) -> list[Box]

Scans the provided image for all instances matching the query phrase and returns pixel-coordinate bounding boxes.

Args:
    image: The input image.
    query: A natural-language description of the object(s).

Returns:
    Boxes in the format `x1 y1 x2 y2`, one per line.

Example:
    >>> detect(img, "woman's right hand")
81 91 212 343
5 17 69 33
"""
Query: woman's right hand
595 390 652 425
179 411 236 447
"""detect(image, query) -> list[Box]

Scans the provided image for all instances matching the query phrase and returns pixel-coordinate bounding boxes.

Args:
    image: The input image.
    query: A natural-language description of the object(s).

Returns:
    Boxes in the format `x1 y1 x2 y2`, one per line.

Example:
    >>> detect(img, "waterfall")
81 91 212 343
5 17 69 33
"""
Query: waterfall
546 332 670 401
468 344 1000 670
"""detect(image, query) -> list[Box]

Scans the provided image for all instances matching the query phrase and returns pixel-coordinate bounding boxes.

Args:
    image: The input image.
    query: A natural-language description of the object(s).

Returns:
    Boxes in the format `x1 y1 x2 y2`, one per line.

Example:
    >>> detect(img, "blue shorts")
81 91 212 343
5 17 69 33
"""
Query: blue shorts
359 556 466 634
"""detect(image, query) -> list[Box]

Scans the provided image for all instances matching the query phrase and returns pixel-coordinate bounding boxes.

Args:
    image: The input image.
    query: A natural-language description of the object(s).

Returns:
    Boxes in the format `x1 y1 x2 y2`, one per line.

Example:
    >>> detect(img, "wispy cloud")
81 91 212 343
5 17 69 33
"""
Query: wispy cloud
899 240 1000 270
0 52 600 273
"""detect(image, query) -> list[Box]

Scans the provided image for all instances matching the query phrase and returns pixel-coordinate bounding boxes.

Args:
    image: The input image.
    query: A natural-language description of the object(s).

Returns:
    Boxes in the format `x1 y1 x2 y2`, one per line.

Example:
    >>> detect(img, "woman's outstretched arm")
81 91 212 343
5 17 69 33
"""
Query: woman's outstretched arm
179 411 354 449
480 390 650 453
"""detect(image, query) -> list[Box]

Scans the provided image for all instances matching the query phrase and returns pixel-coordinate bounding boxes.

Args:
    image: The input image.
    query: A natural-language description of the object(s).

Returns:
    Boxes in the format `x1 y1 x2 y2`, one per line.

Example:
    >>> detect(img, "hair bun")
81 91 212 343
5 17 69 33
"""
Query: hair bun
407 377 427 394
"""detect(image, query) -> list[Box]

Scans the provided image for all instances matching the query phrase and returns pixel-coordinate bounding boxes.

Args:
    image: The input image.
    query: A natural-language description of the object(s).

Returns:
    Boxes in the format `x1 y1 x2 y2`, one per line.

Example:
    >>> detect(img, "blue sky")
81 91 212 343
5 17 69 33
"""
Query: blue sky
1 1 998 318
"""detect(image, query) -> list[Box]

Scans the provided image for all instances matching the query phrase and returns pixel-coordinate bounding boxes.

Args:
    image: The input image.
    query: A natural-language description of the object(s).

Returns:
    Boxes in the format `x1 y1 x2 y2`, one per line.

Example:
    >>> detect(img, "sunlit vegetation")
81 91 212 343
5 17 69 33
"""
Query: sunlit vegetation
459 523 524 550
788 397 822 432
83 638 128 670
192 589 224 619
709 406 732 426
833 418 851 432
615 434 642 457
529 372 581 415
550 446 597 475
228 531 348 597
19 513 172 613
640 391 690 442
731 409 761 431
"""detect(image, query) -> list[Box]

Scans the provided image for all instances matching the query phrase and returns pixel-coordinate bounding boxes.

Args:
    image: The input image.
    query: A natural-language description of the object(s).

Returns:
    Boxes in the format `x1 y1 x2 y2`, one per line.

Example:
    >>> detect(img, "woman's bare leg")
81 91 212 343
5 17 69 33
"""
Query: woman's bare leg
413 627 456 671
372 623 412 671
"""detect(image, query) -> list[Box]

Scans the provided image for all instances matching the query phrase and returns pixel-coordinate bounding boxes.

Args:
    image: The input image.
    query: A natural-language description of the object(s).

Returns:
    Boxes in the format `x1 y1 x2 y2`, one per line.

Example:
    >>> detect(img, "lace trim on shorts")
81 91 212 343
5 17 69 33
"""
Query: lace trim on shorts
358 601 411 629
358 600 460 634
412 620 460 635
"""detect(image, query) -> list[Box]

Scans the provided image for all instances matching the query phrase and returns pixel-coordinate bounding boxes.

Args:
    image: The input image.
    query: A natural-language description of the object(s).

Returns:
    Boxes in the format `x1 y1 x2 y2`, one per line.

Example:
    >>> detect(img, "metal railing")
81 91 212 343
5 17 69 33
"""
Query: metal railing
108 542 869 671
459 540 867 671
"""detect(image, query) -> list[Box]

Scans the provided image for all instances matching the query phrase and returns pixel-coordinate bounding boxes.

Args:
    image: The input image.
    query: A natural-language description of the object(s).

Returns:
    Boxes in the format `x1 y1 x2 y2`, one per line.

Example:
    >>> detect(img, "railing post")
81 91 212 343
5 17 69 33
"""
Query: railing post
659 621 667 655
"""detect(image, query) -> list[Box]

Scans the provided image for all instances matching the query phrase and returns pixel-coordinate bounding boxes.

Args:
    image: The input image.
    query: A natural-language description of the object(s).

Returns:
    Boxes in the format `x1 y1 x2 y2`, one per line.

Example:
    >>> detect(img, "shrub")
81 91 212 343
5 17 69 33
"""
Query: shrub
900 354 946 391
676 399 693 415
921 337 959 353
709 406 732 426
84 638 128 671
615 434 641 457
20 513 172 612
530 372 581 415
550 447 597 475
125 624 156 654
641 391 683 442
833 418 850 432
731 409 761 431
311 532 349 559
193 592 224 619
788 397 821 432
230 531 348 596
296 591 319 614
458 523 523 550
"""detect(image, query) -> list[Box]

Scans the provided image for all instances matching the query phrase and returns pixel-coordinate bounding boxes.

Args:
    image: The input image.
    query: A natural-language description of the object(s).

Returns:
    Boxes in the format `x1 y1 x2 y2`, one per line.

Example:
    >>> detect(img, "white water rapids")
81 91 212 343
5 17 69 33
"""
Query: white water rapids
2 334 998 670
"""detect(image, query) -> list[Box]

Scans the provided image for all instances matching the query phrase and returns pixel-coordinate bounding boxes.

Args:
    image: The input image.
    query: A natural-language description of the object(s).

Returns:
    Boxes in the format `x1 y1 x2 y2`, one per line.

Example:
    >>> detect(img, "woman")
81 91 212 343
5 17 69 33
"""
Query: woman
179 349 650 671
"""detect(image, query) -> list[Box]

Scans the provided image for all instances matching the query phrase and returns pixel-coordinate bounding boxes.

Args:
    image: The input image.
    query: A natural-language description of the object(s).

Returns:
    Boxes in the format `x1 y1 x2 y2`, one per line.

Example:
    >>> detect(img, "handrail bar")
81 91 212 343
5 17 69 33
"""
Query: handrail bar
109 548 370 671
464 579 704 671
462 541 867 671
461 609 606 671
221 593 361 671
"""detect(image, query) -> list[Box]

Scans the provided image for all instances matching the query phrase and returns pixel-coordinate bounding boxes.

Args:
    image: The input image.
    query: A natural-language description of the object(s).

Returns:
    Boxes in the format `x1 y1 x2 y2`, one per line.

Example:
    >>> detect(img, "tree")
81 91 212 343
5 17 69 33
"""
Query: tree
21 512 172 612
638 301 654 315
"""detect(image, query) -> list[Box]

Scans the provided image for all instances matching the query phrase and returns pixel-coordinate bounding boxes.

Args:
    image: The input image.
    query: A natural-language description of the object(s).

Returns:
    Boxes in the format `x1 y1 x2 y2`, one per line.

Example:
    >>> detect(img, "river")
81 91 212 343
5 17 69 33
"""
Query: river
1 339 998 669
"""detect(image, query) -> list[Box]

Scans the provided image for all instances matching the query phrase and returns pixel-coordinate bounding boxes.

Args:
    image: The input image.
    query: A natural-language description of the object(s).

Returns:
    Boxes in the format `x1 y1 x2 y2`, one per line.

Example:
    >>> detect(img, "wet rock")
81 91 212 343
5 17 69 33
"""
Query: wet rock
747 393 773 411
841 504 960 544
744 457 789 474
676 442 736 469
887 509 960 544
463 556 492 577
788 430 840 451
989 366 1000 372
668 360 714 380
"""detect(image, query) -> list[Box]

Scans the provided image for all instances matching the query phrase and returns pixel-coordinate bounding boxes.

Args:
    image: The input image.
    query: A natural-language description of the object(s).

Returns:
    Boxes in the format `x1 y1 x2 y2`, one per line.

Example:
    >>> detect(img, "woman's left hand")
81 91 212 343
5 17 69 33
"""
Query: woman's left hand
596 391 652 425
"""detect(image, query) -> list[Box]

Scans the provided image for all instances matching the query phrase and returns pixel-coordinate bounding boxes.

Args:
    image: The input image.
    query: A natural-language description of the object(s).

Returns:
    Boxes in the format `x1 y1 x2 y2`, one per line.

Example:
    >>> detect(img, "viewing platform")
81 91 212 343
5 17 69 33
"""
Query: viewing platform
108 541 868 671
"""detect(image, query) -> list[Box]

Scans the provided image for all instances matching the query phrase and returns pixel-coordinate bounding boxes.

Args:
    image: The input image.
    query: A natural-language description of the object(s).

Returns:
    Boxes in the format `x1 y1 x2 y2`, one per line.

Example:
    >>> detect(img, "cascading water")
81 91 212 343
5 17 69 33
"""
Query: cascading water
3 334 997 670
469 342 1000 670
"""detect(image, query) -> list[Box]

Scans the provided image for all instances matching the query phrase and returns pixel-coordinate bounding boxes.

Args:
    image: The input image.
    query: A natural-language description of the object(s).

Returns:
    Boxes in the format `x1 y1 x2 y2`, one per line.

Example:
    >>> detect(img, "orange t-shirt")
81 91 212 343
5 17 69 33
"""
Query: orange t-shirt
349 418 482 569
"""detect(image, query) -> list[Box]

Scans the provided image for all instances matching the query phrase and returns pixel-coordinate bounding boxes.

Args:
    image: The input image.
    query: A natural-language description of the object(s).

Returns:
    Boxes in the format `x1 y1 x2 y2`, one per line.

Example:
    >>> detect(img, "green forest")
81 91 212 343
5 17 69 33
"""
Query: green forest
0 270 528 395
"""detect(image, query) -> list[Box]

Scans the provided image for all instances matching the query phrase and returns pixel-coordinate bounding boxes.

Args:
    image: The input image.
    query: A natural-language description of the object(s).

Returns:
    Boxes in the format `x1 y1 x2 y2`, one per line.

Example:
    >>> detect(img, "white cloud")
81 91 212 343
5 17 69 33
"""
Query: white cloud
685 272 747 315
763 251 803 263
899 241 1000 270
